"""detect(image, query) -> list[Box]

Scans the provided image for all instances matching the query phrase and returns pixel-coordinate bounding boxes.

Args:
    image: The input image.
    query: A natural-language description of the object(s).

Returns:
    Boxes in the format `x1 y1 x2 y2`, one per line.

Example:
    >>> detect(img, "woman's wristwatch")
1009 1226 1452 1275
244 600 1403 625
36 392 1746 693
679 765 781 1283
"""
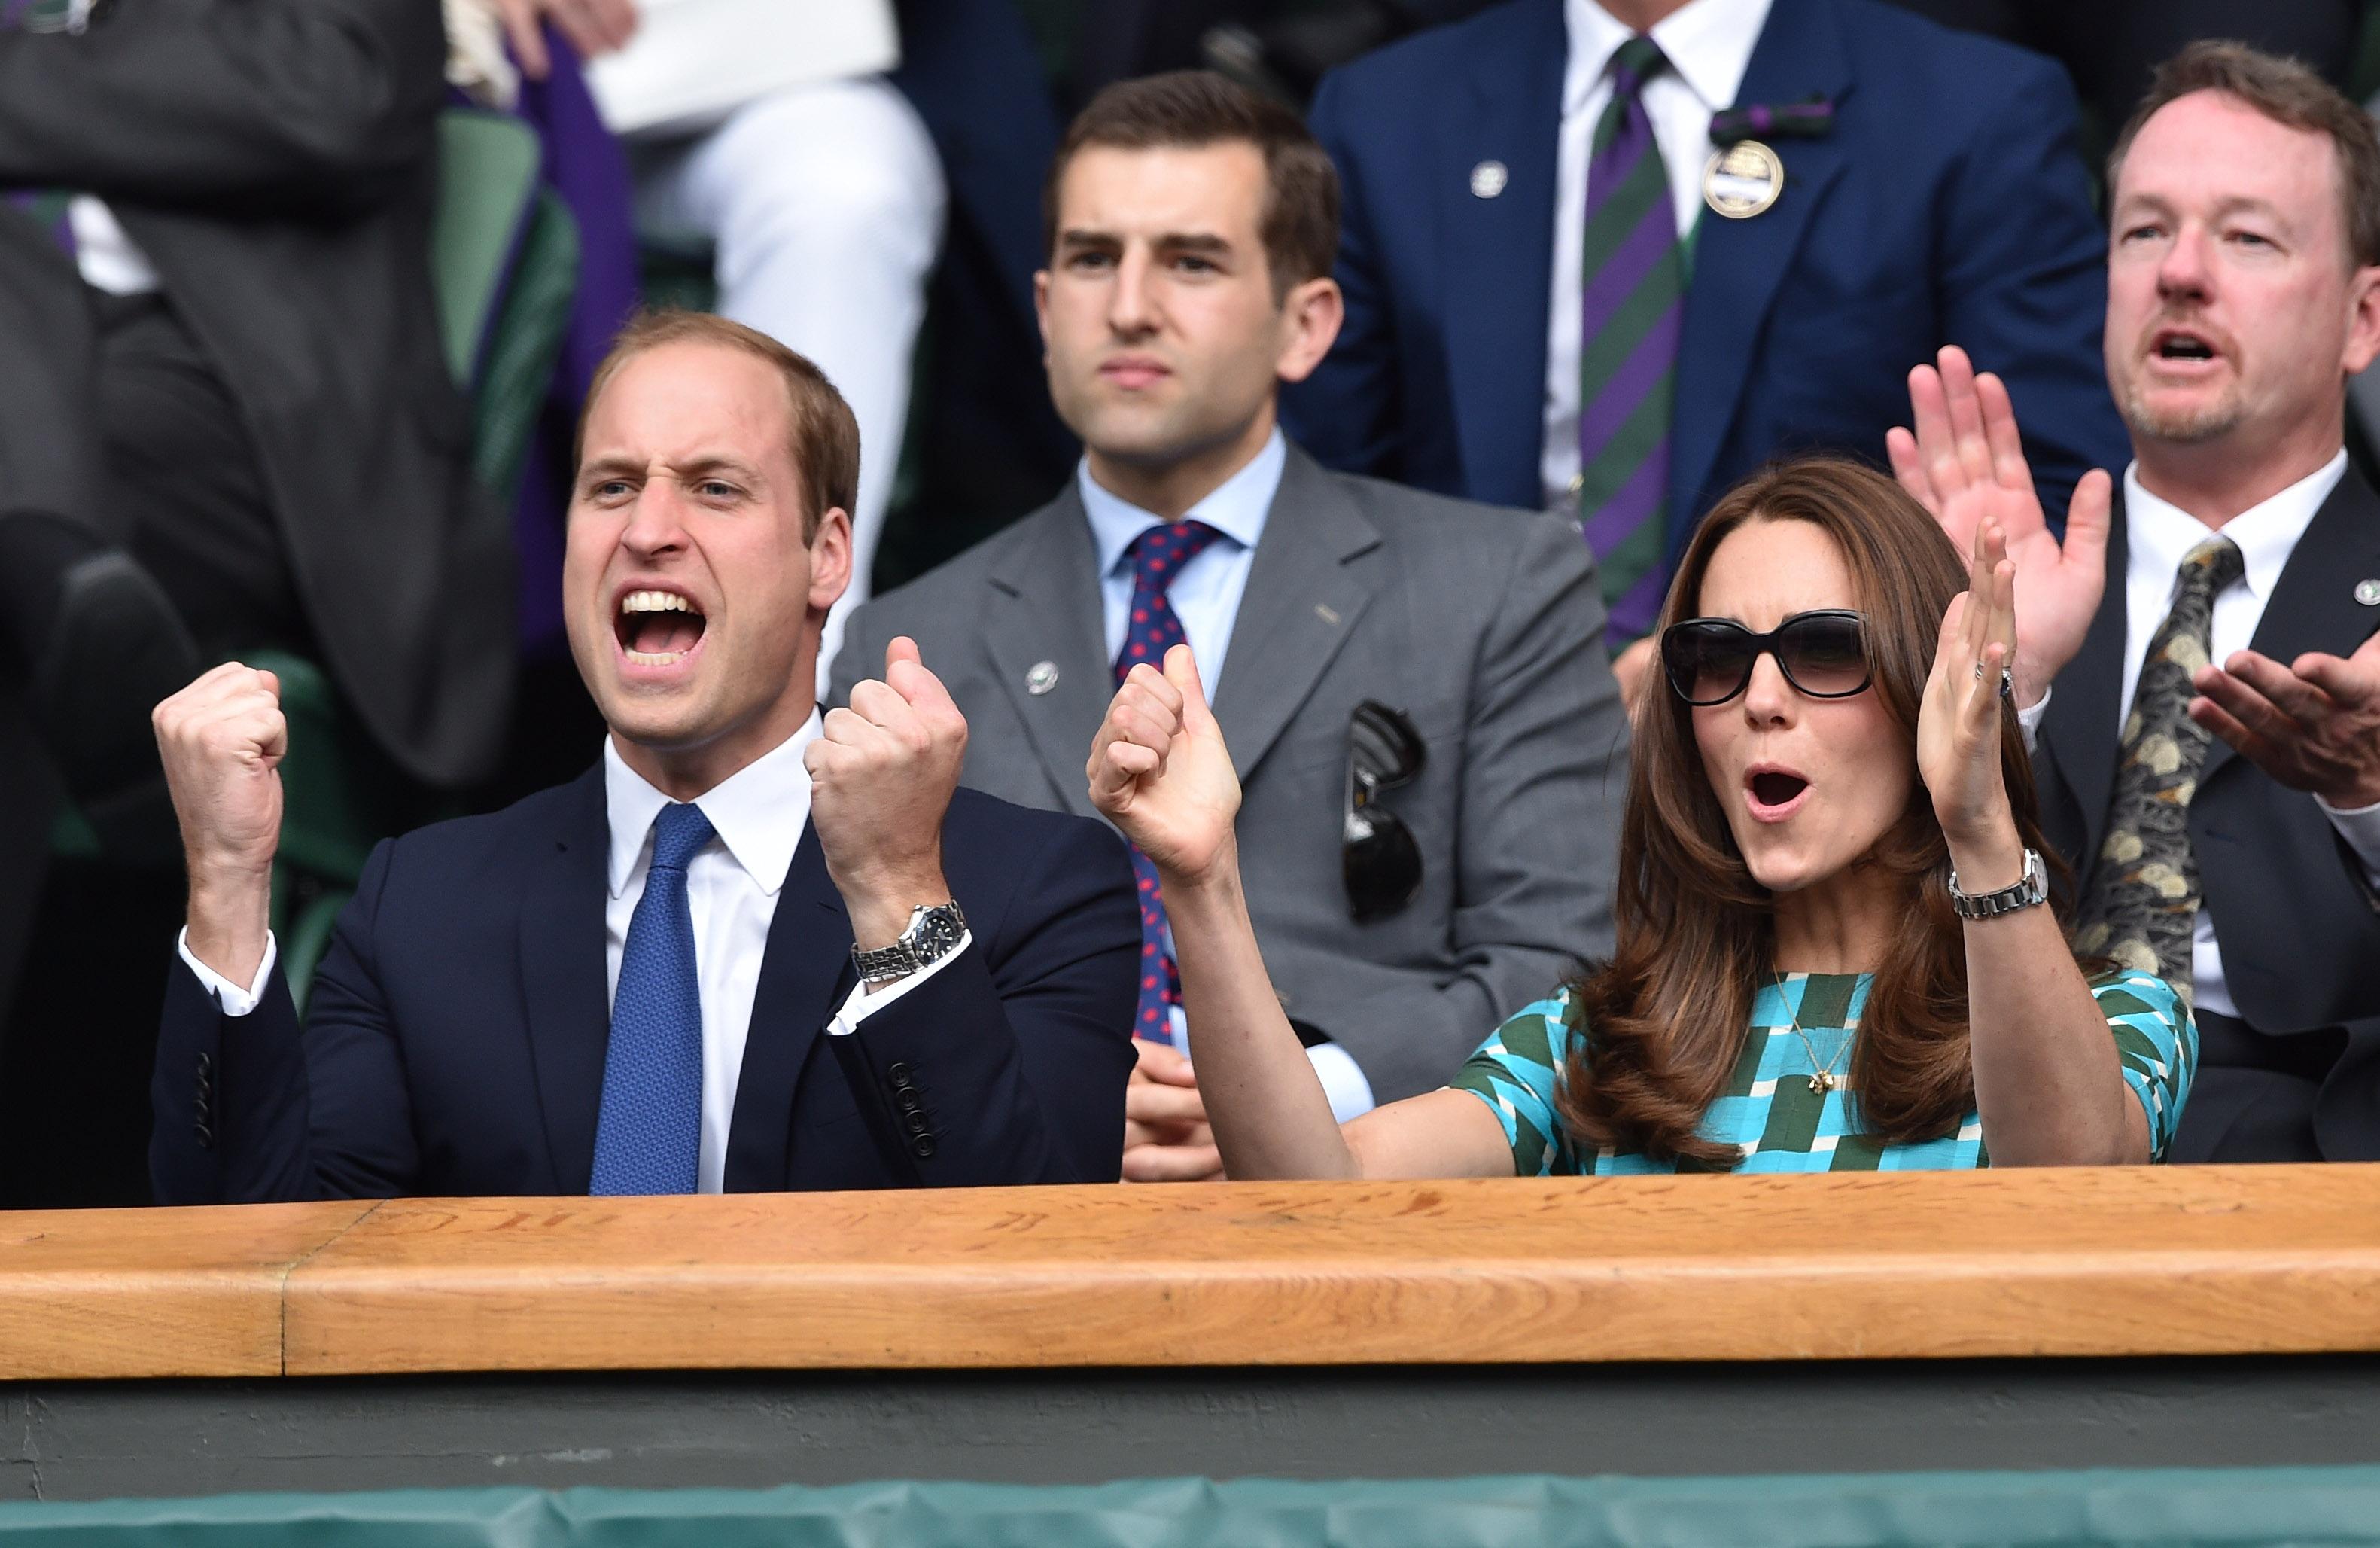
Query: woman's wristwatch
1947 847 2047 919
851 901 969 984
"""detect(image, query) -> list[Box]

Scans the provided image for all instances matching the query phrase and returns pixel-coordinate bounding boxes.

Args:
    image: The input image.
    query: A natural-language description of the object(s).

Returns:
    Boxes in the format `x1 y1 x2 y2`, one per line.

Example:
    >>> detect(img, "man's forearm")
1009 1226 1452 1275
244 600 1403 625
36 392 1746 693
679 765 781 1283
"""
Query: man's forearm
184 864 271 989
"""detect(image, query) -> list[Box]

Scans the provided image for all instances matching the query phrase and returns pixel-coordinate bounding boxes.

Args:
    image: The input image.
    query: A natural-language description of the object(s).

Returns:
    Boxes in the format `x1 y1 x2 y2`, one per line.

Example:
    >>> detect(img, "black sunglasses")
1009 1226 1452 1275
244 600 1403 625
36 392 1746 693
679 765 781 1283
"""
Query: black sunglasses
1660 609 1873 706
1344 701 1425 922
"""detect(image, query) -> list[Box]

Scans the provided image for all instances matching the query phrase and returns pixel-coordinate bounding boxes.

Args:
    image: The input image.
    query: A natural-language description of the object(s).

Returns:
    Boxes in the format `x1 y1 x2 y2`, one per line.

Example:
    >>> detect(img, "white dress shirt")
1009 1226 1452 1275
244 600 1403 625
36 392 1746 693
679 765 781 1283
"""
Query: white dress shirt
181 713 964 1194
1539 0 1773 510
1076 427 1374 1122
67 197 160 295
2017 452 2380 1019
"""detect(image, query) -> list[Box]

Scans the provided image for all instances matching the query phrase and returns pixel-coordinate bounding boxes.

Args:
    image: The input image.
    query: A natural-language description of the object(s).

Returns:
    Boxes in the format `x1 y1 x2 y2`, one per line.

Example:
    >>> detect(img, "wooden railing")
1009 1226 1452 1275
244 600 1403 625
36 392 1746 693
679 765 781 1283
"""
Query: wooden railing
7 1165 2380 1381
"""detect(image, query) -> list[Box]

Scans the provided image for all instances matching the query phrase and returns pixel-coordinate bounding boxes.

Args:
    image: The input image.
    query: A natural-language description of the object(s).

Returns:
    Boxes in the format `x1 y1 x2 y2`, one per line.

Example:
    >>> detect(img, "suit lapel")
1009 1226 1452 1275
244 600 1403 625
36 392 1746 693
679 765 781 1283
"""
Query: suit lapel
515 764 613 1196
2202 467 2380 791
1210 447 1383 781
2041 496 2133 873
982 490 1115 818
1669 0 1855 549
1441 0 1564 510
723 825 851 1192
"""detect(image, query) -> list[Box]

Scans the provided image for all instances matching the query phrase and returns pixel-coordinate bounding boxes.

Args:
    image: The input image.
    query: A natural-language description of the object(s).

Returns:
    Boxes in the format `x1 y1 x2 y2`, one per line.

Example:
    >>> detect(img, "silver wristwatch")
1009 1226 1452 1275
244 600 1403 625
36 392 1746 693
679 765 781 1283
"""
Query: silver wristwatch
1948 847 2047 919
851 900 968 984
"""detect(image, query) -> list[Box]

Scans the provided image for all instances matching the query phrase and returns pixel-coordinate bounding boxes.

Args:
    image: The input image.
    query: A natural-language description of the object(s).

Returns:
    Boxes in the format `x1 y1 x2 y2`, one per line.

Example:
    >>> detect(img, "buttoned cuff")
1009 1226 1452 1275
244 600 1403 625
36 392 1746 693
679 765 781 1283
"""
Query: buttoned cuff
1306 1040 1376 1123
827 931 974 1035
177 928 279 1017
2316 794 2380 888
2016 684 2051 755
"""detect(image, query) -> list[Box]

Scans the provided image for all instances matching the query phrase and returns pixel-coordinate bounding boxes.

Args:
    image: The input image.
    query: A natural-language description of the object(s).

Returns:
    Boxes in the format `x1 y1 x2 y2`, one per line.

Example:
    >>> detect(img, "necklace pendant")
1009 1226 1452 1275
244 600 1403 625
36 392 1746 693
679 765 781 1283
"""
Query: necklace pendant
1809 1073 1834 1095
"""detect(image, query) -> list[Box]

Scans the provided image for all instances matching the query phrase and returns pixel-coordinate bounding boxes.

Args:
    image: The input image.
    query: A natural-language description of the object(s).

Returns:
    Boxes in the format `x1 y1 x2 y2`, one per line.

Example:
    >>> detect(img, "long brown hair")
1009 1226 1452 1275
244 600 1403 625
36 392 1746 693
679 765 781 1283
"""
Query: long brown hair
1557 457 2063 1167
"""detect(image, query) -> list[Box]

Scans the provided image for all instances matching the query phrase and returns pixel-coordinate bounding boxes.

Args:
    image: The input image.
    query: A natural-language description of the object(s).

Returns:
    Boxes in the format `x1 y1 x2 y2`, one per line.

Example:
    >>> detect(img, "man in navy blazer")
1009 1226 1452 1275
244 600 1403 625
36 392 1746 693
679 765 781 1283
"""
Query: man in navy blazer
1283 0 2129 625
148 311 1140 1202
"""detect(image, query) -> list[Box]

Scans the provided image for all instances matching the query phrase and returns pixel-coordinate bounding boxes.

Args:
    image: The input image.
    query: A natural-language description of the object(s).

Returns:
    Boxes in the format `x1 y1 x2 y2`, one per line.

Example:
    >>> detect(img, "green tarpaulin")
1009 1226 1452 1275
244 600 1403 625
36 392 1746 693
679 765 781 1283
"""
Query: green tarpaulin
6 1468 2380 1546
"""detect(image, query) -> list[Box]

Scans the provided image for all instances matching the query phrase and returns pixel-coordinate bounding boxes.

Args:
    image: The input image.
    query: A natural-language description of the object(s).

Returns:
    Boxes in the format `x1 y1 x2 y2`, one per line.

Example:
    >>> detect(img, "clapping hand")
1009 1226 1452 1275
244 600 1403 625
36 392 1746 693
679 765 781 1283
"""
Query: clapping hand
492 0 639 81
2190 634 2380 811
1888 346 2111 706
1087 645 1240 886
1918 518 2022 856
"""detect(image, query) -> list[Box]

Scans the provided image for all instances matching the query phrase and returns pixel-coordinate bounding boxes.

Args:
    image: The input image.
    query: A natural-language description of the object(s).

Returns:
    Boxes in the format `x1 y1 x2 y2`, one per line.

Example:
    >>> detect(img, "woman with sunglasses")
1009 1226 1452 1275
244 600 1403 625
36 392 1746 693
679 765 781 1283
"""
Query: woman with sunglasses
1087 456 2192 1175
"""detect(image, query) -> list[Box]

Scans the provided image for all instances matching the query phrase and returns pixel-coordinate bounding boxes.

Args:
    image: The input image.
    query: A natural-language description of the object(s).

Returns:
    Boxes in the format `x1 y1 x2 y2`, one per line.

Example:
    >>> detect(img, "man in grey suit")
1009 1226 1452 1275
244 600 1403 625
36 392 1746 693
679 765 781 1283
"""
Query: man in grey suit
833 71 1628 1178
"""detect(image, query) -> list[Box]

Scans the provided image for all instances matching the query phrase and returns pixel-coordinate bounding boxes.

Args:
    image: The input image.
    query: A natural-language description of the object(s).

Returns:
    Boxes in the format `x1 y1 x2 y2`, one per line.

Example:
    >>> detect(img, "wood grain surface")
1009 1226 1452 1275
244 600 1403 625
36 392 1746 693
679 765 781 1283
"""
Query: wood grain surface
0 1201 375 1378
8 1169 2380 1379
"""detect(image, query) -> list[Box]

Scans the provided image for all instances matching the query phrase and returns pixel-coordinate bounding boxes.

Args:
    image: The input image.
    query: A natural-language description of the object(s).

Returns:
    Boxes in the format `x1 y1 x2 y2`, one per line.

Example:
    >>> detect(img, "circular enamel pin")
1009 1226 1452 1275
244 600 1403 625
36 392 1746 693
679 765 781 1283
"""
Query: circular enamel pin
1703 140 1784 218
2356 579 2380 606
1469 160 1508 199
1026 660 1060 695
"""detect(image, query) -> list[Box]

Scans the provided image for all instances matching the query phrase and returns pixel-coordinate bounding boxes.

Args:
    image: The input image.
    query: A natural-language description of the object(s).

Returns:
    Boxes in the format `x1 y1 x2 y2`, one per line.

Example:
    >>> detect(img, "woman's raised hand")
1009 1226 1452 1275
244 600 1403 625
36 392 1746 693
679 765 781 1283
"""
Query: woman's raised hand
1917 517 2022 852
1088 644 1242 885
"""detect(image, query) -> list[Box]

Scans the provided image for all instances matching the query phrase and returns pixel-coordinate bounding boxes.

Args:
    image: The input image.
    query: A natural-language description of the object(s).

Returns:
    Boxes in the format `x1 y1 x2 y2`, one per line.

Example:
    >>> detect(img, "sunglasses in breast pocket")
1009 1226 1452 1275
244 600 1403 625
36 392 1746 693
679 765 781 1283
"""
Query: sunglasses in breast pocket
1343 700 1426 922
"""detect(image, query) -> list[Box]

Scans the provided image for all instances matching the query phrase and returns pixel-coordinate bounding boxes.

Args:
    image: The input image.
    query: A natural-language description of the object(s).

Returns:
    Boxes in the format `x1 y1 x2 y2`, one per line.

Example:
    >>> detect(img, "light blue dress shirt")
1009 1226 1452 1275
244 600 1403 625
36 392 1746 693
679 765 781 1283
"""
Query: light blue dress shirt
1075 429 1374 1122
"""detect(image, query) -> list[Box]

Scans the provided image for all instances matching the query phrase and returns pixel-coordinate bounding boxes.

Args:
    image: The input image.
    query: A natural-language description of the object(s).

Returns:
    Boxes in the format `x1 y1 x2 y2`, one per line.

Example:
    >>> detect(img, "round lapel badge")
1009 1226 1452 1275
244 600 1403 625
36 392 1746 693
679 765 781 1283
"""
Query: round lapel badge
1703 139 1785 219
2355 579 2380 606
1026 660 1060 696
1469 160 1508 200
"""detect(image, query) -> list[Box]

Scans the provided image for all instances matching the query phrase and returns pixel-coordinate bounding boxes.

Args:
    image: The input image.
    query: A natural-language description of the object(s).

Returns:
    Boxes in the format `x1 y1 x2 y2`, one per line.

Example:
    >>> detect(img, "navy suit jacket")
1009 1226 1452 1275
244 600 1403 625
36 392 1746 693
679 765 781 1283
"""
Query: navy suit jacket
1283 0 2130 554
151 775 1140 1202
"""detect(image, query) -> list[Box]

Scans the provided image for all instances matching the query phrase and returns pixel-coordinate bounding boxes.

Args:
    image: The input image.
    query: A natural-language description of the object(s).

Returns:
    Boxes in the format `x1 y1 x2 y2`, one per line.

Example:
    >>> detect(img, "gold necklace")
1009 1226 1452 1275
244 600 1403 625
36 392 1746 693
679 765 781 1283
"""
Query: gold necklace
1775 974 1851 1095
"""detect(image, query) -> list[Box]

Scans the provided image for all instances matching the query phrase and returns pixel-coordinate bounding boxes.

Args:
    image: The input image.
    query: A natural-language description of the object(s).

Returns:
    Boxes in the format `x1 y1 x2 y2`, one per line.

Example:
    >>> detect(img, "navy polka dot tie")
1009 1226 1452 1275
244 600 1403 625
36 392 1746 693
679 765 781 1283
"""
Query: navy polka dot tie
590 801 714 1195
1116 520 1224 1044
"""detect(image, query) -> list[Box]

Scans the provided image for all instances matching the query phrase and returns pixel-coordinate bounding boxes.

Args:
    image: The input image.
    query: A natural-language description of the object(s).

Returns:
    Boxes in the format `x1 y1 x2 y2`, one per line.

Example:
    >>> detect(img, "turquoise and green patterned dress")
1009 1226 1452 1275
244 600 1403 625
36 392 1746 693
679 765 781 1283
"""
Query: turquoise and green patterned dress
1447 971 2194 1173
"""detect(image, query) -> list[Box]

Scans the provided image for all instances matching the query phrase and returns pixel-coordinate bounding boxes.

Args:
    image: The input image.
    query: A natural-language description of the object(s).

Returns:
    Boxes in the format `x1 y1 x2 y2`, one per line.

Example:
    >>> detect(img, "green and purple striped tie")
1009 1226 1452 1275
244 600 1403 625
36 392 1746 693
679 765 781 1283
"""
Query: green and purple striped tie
1575 34 1682 645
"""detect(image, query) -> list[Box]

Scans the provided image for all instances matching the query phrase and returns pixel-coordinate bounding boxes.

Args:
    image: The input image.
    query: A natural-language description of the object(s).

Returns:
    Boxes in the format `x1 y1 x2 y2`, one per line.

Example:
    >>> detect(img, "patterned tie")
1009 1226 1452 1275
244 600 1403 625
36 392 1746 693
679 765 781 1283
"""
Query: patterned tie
591 801 715 1195
1116 520 1225 1044
1575 34 1685 647
2074 536 2245 999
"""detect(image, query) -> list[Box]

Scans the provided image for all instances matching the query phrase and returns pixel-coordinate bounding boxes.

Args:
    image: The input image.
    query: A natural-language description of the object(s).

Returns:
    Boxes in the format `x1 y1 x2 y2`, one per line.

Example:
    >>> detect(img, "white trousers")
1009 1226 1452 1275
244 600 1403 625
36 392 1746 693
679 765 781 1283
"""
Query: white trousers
632 75 947 685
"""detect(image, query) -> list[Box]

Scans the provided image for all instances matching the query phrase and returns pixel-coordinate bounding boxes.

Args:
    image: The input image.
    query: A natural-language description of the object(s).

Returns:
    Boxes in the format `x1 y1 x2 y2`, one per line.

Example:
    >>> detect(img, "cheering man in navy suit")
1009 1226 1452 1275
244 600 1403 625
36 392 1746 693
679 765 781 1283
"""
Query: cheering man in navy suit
1283 0 2129 646
148 311 1140 1202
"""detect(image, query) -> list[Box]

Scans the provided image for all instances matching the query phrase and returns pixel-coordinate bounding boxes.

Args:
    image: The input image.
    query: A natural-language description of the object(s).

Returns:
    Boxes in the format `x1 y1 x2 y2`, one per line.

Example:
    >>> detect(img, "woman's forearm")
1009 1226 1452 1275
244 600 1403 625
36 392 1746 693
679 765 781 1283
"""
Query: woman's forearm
1953 833 2147 1166
1159 852 1362 1180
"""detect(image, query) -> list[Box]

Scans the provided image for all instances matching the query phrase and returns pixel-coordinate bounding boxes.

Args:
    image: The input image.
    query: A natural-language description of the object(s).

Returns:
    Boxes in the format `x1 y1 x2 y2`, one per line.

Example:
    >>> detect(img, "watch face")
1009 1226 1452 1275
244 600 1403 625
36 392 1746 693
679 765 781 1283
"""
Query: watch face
912 905 965 959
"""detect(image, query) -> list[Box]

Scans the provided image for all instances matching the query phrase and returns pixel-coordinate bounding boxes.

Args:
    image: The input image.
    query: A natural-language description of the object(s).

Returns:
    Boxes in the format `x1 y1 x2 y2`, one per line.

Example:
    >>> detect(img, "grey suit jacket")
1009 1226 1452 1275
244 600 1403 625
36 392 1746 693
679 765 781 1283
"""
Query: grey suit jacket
832 443 1628 1102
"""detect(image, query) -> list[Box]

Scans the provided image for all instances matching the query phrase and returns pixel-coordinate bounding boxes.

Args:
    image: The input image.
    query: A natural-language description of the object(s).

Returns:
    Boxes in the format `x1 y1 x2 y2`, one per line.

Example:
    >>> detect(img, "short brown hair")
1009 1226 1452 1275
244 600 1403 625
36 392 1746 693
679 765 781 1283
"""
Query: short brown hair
576 309 860 540
1042 69 1340 301
2108 40 2380 268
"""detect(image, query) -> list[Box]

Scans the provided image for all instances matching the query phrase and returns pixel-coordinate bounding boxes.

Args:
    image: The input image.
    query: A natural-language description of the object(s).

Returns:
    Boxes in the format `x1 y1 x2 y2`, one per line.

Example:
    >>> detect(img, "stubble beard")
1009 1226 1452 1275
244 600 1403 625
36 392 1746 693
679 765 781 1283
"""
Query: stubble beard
2117 364 2247 446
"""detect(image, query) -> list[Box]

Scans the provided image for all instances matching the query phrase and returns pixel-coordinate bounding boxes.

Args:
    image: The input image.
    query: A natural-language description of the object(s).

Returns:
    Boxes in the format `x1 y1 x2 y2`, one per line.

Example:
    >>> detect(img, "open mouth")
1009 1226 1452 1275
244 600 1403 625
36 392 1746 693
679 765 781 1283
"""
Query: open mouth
2151 328 2219 364
1745 768 1812 821
614 587 708 666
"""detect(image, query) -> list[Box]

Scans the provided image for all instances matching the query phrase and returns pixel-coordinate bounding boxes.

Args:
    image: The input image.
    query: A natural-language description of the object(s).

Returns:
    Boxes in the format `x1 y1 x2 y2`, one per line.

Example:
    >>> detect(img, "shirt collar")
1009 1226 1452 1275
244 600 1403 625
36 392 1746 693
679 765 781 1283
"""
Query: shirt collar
602 710 823 900
1563 0 1772 119
1078 426 1286 582
2121 450 2345 605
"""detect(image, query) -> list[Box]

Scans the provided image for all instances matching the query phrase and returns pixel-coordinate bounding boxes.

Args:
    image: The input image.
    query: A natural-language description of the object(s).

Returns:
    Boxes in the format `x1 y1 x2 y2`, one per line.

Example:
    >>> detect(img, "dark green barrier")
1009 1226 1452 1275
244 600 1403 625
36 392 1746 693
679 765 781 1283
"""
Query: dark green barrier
5 1469 2380 1546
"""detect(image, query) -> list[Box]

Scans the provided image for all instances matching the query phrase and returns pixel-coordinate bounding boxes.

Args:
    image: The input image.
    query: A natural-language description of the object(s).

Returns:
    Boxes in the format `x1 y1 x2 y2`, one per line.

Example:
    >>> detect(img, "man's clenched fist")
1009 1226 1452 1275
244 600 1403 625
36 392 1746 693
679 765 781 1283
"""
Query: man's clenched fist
154 663 287 986
806 637 968 960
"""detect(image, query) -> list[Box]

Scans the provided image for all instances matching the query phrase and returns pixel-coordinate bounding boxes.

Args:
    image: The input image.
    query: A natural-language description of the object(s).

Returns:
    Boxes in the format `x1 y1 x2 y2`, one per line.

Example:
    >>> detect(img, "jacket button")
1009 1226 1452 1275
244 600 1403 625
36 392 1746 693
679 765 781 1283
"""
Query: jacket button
910 1135 936 1158
903 1111 931 1135
193 1123 213 1149
887 1062 914 1086
895 1089 923 1114
196 1053 212 1075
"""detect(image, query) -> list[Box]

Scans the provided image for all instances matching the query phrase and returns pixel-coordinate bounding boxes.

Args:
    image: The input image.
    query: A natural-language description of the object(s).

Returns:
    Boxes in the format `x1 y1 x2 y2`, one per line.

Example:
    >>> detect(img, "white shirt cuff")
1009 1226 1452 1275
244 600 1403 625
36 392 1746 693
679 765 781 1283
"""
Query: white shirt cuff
2016 684 2051 755
827 931 973 1035
2316 794 2380 888
178 928 279 1017
1305 1040 1376 1123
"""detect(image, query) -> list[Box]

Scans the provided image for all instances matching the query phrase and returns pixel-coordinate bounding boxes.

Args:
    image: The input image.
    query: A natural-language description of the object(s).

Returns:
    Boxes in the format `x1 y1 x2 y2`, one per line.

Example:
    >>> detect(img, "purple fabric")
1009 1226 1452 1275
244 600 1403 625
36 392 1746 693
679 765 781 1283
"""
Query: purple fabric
1575 35 1681 646
1115 520 1224 1045
505 24 642 652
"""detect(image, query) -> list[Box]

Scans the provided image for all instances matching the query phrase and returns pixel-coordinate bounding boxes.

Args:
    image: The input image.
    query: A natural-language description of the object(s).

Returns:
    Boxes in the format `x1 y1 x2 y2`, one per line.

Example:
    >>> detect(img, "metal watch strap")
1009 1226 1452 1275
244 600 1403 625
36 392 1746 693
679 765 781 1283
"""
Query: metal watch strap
851 900 967 985
1947 847 2047 919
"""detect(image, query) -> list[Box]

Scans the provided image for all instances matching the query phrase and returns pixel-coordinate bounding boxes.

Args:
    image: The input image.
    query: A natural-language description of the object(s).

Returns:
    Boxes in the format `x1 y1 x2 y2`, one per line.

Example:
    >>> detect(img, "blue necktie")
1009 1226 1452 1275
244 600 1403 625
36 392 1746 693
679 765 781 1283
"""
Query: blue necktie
591 802 714 1196
1115 520 1224 1044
